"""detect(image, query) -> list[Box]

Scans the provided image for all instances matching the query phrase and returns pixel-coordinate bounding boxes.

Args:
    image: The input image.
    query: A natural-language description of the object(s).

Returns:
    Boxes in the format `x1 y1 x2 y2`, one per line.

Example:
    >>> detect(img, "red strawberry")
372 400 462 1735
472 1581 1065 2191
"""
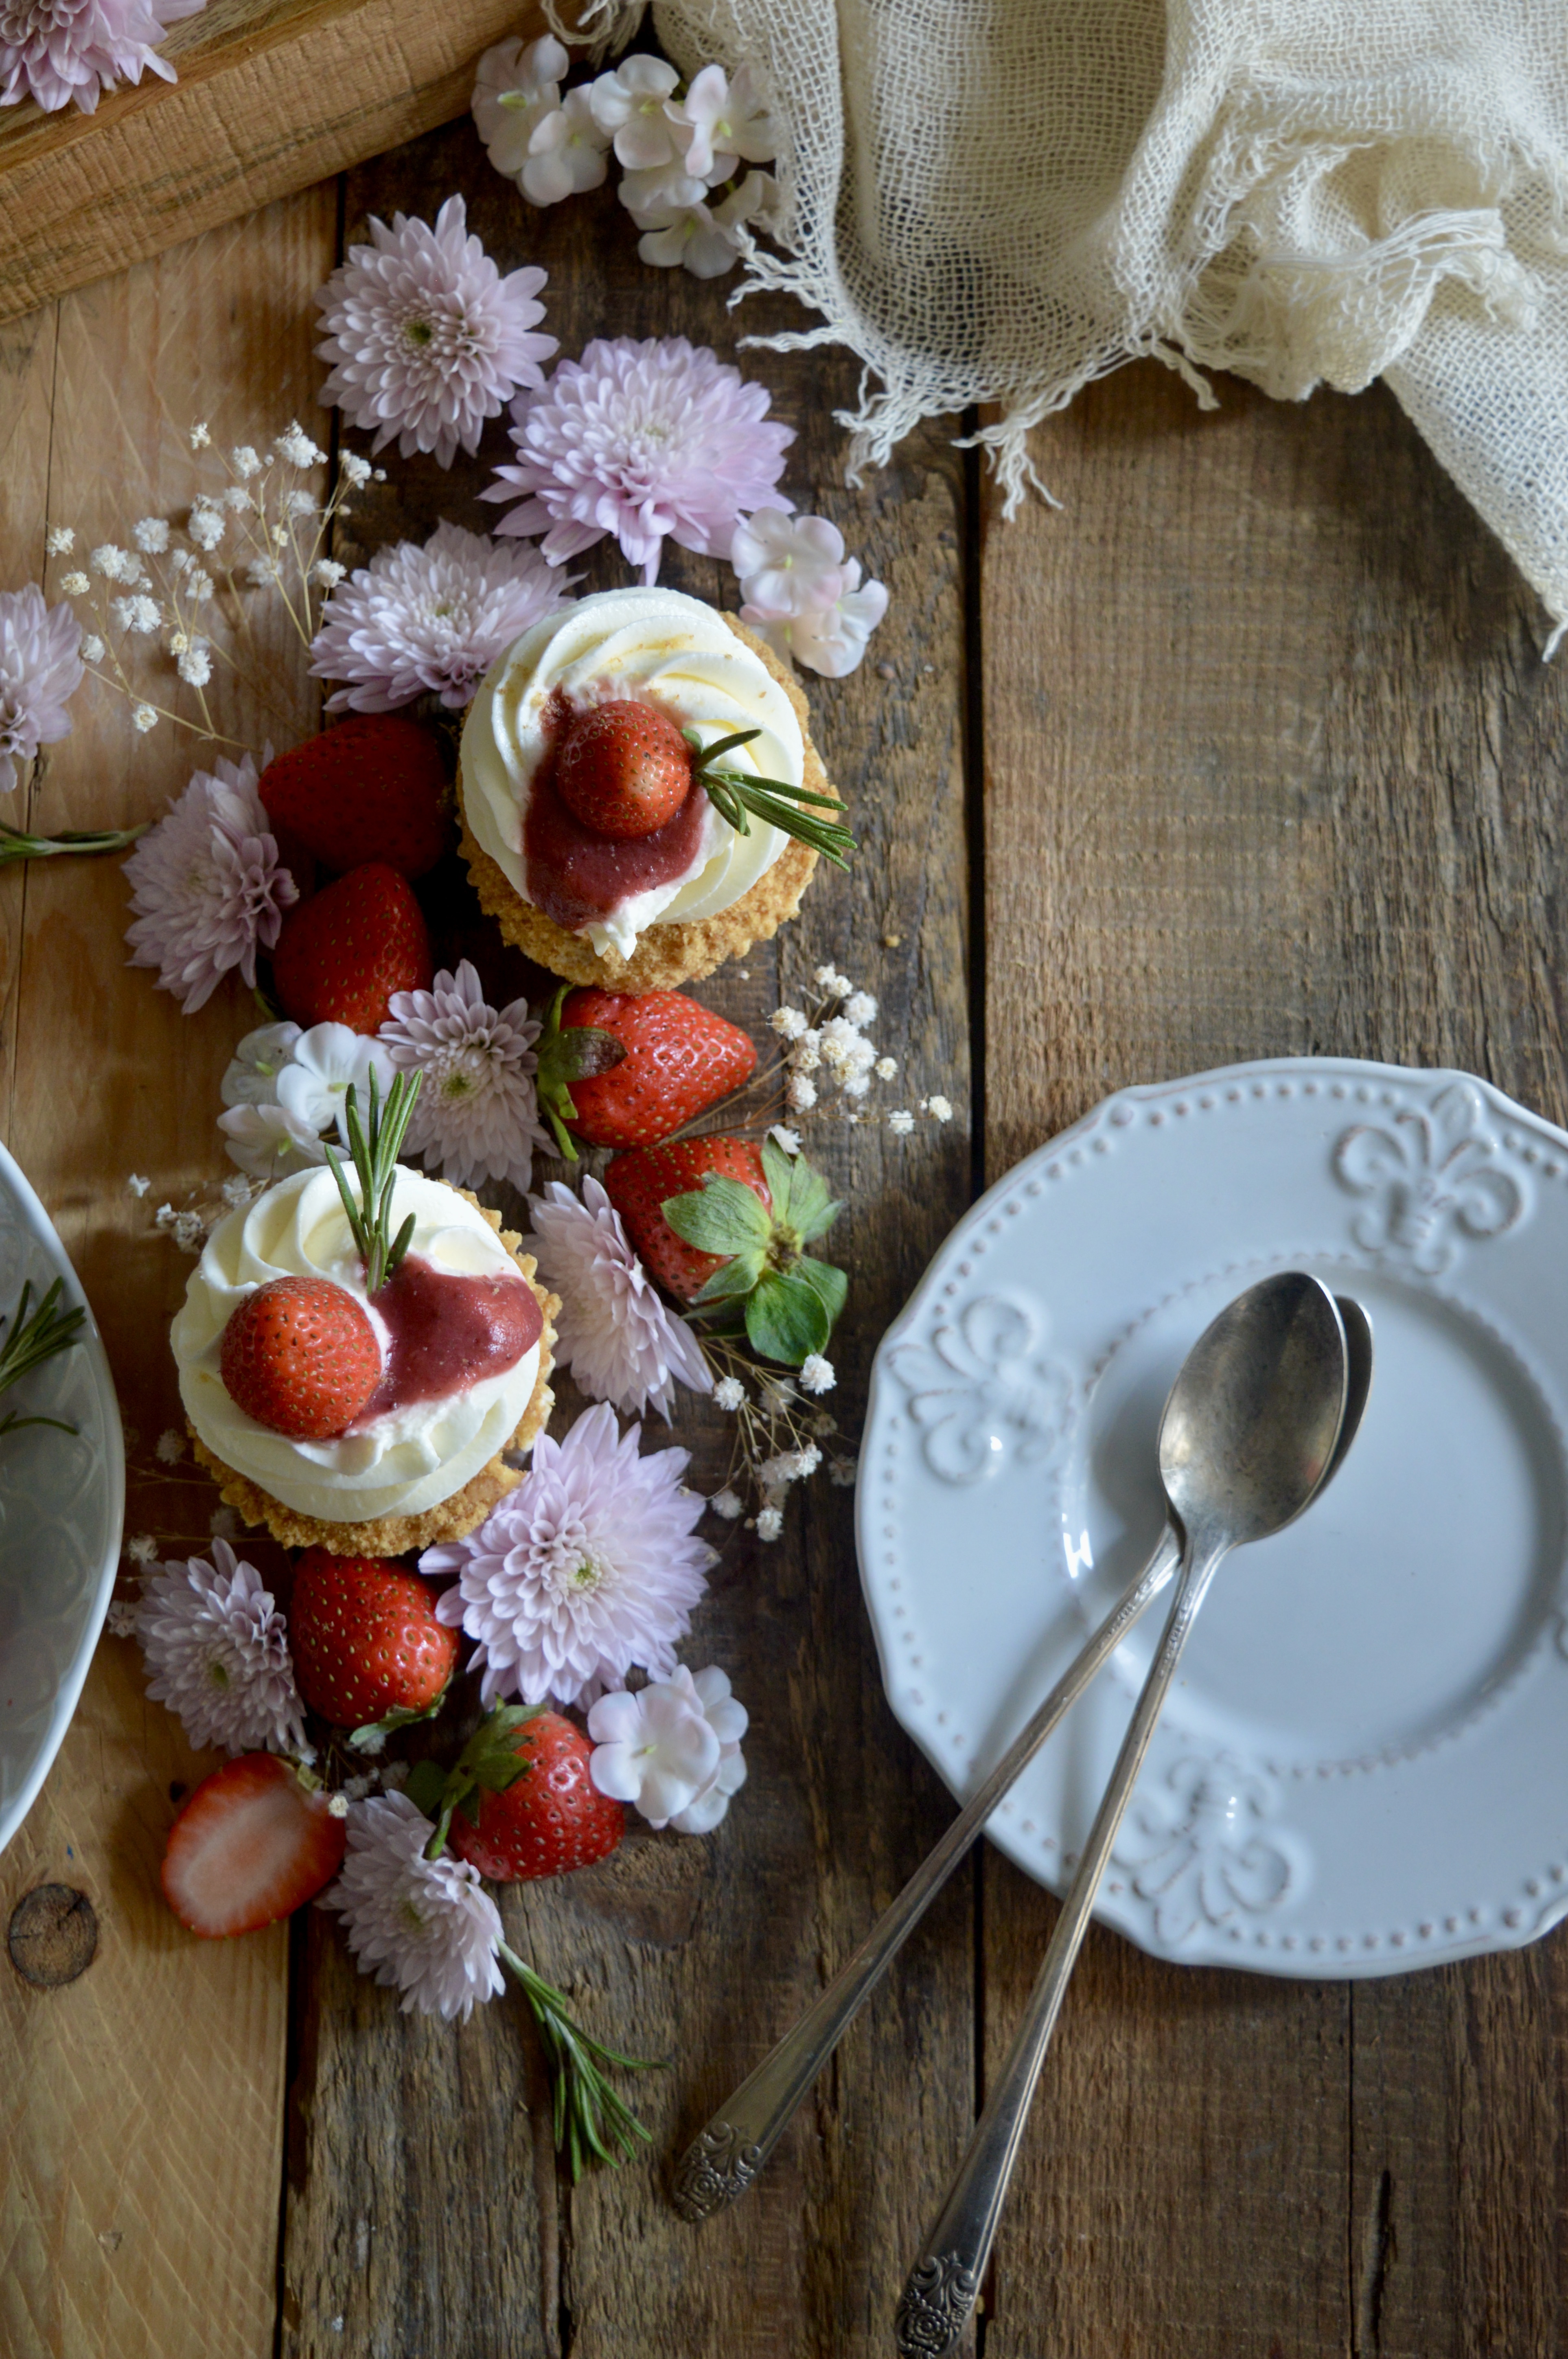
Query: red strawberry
221 1274 381 1439
537 986 757 1153
289 1551 458 1728
603 1136 770 1300
554 699 692 838
161 1753 347 1938
449 1710 623 1882
259 717 449 880
271 861 432 1032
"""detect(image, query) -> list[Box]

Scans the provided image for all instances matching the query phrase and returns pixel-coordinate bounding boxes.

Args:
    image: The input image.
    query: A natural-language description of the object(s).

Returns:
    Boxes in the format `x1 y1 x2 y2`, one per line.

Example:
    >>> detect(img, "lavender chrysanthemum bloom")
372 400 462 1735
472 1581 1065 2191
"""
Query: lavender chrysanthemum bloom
123 750 297 1013
137 1540 306 1756
0 0 204 115
423 1402 713 1708
314 195 557 468
380 959 549 1195
526 1177 712 1422
0 582 83 790
482 336 793 584
310 521 573 714
321 1792 505 2024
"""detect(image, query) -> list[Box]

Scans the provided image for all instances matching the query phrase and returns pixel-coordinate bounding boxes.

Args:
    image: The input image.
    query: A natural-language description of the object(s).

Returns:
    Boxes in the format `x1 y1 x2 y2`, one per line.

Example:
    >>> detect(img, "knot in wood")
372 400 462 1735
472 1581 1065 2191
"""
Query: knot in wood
8 1883 98 1987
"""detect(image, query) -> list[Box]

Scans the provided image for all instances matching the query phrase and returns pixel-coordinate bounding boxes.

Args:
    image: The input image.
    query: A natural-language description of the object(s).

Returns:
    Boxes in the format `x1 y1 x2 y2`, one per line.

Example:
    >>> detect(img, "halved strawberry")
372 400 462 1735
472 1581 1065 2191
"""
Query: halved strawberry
290 1551 458 1730
536 985 757 1153
161 1754 346 1938
604 1133 848 1366
446 1708 623 1883
259 717 450 880
271 861 432 1033
220 1274 381 1440
554 700 692 838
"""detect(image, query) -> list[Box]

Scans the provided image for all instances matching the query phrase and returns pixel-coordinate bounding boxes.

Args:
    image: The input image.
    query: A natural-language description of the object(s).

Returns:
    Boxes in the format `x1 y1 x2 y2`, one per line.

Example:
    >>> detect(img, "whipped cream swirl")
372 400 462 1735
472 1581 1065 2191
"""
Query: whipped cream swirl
460 587 801 959
173 1166 541 1525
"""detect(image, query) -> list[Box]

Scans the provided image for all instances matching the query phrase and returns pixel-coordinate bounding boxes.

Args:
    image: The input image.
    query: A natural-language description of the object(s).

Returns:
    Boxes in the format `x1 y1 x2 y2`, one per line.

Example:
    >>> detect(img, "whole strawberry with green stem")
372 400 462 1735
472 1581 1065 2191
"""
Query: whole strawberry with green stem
604 1133 847 1366
289 1550 458 1740
535 984 757 1154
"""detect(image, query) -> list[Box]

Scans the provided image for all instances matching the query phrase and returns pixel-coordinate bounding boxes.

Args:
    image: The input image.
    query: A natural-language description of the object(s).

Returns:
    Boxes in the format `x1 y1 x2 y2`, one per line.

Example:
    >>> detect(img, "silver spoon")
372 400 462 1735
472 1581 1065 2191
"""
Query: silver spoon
891 1270 1350 2355
671 1280 1369 2226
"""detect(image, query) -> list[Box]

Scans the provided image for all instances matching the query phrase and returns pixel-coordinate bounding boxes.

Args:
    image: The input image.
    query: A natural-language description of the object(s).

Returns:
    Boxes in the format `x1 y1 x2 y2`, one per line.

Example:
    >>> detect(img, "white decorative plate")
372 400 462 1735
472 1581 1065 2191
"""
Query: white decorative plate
858 1059 1568 1979
0 1142 124 1855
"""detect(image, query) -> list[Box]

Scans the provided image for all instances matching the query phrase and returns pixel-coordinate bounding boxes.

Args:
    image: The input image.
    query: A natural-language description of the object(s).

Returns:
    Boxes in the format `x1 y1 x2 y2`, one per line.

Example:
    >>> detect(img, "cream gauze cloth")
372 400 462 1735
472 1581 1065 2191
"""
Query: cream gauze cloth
577 0 1568 649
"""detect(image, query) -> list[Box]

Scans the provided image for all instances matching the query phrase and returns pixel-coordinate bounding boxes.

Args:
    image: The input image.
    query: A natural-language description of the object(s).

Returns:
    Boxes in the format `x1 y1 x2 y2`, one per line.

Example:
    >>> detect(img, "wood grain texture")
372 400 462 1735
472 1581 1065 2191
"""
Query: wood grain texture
0 188 335 2359
277 116 978 2359
980 357 1568 2357
0 0 546 330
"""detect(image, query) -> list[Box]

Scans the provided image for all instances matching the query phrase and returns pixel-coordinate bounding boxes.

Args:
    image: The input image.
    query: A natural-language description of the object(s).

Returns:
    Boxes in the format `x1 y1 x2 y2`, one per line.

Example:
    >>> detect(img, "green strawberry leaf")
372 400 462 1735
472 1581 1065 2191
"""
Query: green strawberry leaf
347 1691 450 1752
457 1701 545 1793
745 1269 833 1364
793 1252 849 1331
402 1758 449 1821
784 1161 841 1244
760 1134 796 1214
662 1174 771 1257
690 1246 766 1305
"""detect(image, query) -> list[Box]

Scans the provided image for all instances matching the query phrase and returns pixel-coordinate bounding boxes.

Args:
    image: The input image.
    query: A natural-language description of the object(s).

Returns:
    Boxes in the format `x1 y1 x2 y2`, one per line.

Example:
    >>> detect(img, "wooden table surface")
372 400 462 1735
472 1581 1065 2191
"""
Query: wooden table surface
4 95 1568 2359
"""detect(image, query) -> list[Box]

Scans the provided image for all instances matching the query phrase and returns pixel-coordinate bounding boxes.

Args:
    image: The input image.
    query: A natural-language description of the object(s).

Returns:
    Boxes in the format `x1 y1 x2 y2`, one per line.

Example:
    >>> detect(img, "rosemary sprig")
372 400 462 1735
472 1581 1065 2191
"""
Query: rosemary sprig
0 820 150 868
324 1068 423 1295
682 726 857 870
499 1943 657 2180
0 1276 85 1439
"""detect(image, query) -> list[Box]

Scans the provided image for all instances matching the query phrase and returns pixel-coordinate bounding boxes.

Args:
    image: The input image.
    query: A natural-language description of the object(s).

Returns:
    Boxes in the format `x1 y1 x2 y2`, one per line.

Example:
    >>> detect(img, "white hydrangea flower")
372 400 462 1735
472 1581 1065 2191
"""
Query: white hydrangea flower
668 1665 749 1835
732 511 847 620
749 560 889 678
667 61 776 182
221 1020 303 1110
587 1664 749 1834
472 32 568 180
521 85 611 206
275 1023 395 1145
618 156 706 218
589 52 682 168
217 1101 329 1180
633 171 773 281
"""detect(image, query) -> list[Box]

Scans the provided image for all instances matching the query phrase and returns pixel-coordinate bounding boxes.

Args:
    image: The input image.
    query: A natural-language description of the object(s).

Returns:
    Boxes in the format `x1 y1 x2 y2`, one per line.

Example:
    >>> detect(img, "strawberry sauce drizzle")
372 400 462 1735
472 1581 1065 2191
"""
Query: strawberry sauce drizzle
523 689 709 933
351 1254 541 1427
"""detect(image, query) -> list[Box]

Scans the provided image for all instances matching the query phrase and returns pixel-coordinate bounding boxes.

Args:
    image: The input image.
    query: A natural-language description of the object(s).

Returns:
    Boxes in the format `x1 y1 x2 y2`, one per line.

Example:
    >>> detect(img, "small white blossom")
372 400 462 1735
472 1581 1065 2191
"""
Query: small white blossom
231 445 262 478
618 156 707 218
60 572 91 598
218 1101 329 1180
876 1057 898 1079
45 527 74 555
845 991 877 1026
769 1005 809 1040
155 1429 184 1464
177 644 213 687
472 32 567 180
710 1487 745 1520
311 559 347 588
789 1033 821 1074
714 1375 746 1411
126 1173 151 1197
768 1124 801 1155
221 1175 254 1208
815 966 851 993
888 1108 915 1135
105 1600 139 1638
799 1355 836 1395
168 548 191 574
80 632 105 662
756 1506 784 1541
588 1664 748 1834
187 506 225 552
189 423 211 449
923 1094 955 1122
133 517 171 553
126 1533 158 1565
210 1505 241 1539
668 60 776 182
633 172 772 280
221 1019 303 1109
326 1791 350 1818
131 704 158 733
521 85 612 206
339 451 372 488
110 594 161 635
275 1023 394 1145
245 559 277 589
90 544 135 581
589 53 682 169
222 485 253 513
732 511 848 619
786 1073 817 1112
275 423 326 468
829 1457 858 1486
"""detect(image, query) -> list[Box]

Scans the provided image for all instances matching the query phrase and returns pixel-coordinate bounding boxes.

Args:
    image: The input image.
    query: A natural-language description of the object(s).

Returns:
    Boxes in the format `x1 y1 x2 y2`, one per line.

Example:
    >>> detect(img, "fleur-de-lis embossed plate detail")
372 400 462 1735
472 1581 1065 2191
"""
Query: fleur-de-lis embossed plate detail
860 1060 1568 1978
0 1141 124 1857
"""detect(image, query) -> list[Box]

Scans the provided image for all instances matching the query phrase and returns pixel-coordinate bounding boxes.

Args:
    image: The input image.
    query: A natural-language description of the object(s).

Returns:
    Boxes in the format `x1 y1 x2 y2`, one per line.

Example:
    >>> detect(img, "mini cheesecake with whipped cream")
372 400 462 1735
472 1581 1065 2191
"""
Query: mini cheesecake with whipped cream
458 586 848 991
174 1160 558 1557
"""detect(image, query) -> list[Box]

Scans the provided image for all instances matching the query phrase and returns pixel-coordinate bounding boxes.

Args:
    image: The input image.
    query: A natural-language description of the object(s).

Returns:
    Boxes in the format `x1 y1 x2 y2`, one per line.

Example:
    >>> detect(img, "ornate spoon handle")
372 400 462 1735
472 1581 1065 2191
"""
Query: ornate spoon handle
892 1540 1226 2355
671 1528 1181 2222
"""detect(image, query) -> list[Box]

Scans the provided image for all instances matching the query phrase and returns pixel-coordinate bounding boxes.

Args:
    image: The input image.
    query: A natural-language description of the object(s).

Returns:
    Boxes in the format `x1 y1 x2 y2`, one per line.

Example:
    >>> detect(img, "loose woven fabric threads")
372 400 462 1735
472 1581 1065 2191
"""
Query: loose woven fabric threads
563 0 1568 645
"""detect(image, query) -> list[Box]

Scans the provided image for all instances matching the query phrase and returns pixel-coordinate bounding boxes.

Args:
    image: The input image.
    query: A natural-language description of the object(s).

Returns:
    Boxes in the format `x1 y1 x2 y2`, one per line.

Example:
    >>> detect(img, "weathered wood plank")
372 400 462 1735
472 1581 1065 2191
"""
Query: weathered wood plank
979 357 1568 2356
279 116 978 2359
0 186 335 2359
0 0 547 331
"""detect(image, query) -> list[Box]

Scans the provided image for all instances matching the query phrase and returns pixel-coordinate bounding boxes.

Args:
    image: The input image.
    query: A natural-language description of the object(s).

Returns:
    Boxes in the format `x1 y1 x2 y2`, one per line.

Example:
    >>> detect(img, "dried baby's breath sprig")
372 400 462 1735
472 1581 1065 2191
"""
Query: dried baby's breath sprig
703 1335 846 1540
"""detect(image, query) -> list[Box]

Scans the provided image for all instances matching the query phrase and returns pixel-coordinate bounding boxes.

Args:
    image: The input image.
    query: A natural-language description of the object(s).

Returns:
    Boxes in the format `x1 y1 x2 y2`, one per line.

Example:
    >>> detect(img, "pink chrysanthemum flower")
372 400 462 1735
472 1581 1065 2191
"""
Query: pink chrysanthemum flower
0 0 204 115
526 1177 712 1421
321 1792 505 2024
137 1540 306 1756
423 1402 713 1708
380 959 550 1195
315 195 557 468
482 335 793 584
0 582 83 790
310 521 573 714
123 749 297 1013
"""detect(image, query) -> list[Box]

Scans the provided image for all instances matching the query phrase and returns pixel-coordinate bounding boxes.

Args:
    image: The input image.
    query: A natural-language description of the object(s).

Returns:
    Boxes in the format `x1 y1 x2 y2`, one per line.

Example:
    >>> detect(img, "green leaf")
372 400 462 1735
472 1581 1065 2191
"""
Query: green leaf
781 1158 841 1244
661 1175 771 1257
689 1247 766 1305
745 1269 832 1364
347 1690 449 1752
401 1758 449 1820
760 1135 795 1216
793 1253 849 1331
456 1701 545 1795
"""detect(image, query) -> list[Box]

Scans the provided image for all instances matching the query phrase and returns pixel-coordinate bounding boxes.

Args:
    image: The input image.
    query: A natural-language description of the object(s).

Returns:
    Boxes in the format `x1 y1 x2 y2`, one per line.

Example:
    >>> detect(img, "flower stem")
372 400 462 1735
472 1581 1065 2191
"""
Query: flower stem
0 820 150 867
499 1942 657 2179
